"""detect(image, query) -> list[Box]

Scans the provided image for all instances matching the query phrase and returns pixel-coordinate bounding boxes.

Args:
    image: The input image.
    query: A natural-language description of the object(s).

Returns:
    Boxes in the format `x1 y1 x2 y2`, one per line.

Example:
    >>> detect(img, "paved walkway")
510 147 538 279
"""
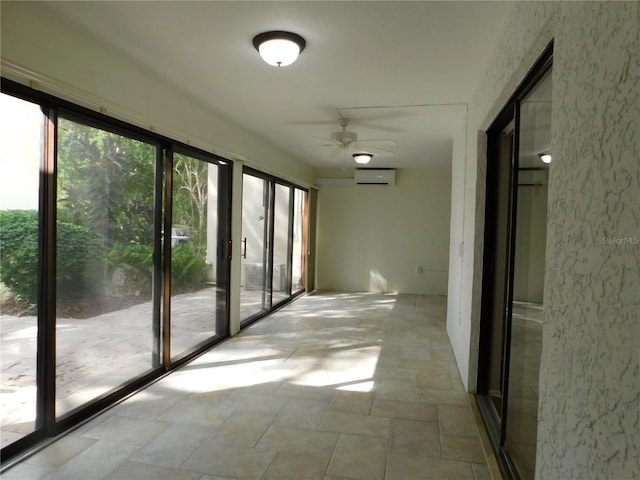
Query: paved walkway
1 288 266 446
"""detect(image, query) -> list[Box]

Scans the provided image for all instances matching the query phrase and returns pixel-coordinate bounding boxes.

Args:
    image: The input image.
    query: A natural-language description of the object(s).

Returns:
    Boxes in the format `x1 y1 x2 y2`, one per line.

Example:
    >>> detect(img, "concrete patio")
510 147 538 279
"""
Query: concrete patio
1 287 268 446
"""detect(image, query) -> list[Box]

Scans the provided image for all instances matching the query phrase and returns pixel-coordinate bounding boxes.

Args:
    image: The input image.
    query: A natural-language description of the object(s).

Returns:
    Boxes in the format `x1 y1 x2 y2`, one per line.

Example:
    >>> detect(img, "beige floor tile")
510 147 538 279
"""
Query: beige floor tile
157 397 234 429
416 368 455 390
373 377 416 402
79 415 169 447
318 411 391 438
374 365 417 380
21 435 96 469
326 434 388 480
181 438 276 479
211 410 278 447
273 397 330 429
389 418 441 458
41 440 141 480
132 423 214 468
416 387 469 406
113 387 187 420
398 357 440 370
4 293 492 480
371 398 437 421
0 461 56 480
400 345 432 361
262 452 330 479
441 434 486 463
328 390 375 415
256 425 339 457
431 348 457 363
105 461 202 480
219 392 288 416
386 453 475 480
437 405 478 437
274 383 336 401
472 462 492 480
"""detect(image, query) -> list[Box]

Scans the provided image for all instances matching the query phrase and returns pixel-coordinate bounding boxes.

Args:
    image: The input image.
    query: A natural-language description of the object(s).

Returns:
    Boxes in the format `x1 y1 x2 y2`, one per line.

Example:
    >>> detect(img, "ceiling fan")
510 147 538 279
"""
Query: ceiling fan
315 117 397 159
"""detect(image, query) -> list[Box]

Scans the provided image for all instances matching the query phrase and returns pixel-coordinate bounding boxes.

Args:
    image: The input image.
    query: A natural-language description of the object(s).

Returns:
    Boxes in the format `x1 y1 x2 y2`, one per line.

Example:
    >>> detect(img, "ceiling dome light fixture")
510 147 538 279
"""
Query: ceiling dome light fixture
252 31 306 67
352 153 373 165
538 152 553 164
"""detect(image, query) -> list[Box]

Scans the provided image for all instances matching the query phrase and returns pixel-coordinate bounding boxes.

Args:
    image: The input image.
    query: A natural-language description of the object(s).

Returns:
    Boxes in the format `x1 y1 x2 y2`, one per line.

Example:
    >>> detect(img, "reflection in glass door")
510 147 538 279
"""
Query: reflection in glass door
55 116 159 418
240 173 271 324
292 188 307 293
505 69 551 480
272 183 292 304
477 47 551 480
169 151 228 361
240 170 308 327
0 93 44 445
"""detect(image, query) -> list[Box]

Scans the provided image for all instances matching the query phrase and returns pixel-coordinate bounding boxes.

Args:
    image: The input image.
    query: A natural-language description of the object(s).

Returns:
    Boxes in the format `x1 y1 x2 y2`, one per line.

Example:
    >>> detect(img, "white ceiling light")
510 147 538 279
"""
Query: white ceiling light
352 153 373 164
538 152 553 164
252 31 306 67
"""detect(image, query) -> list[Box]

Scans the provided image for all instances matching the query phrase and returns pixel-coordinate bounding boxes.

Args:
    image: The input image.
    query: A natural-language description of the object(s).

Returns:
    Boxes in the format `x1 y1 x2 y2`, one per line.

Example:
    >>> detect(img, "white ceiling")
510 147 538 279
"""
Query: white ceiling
43 1 509 170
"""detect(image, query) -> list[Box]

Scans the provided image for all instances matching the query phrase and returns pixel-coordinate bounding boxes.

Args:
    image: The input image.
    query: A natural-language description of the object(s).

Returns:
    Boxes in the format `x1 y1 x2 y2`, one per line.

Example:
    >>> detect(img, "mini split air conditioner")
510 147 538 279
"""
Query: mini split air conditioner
354 169 396 185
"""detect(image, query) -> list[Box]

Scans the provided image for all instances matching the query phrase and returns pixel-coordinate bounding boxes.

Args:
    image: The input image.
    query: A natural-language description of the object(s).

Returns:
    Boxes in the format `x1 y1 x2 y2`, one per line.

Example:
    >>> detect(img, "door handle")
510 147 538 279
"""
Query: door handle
242 237 247 259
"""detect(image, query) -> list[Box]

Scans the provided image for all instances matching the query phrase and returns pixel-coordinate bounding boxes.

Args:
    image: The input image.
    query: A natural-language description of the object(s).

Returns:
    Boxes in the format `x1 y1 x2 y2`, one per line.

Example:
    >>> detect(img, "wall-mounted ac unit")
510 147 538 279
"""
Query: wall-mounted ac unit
354 169 396 185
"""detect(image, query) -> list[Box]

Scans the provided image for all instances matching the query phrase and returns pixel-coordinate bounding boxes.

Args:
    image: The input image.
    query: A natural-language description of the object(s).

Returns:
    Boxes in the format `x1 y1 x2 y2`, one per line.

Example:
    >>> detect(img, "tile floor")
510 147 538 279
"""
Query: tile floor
1 292 493 480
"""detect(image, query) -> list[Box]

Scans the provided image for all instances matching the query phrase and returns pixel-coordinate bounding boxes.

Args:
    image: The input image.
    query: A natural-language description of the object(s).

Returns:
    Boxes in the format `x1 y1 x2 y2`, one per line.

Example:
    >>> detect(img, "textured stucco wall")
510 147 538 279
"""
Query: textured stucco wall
537 3 639 478
449 1 639 478
448 0 557 391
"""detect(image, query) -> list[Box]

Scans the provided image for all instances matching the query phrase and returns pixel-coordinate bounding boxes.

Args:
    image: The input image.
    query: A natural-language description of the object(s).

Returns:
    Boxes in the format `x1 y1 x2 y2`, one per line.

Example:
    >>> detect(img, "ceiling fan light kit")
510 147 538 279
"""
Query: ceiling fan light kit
538 152 553 164
253 31 306 67
352 153 373 164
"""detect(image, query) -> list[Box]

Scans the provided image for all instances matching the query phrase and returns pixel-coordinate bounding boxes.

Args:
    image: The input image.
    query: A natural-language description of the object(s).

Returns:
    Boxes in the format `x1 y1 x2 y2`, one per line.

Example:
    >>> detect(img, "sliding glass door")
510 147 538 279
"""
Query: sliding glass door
240 173 271 322
169 151 229 361
240 169 307 327
54 115 160 418
0 93 43 445
0 81 232 464
272 183 292 304
477 47 552 480
291 188 307 293
503 69 551 480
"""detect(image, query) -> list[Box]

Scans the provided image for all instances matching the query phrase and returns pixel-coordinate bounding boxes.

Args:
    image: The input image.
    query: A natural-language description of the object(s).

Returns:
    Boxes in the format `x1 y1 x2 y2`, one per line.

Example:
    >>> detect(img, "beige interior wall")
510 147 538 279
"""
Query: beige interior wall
316 168 451 295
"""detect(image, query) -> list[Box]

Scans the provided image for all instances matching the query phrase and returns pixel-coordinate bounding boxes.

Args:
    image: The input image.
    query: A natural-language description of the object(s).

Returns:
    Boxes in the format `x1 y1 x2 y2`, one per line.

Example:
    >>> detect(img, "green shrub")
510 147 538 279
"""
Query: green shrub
171 242 208 294
56 222 107 299
107 242 153 275
0 210 107 303
1 210 209 302
0 210 39 302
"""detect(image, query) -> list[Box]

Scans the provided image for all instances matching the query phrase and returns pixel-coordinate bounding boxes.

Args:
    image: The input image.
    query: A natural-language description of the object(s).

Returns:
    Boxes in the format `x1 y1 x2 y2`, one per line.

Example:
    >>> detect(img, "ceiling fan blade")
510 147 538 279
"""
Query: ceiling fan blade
312 135 337 142
356 139 397 146
338 109 415 122
289 120 337 126
350 143 395 157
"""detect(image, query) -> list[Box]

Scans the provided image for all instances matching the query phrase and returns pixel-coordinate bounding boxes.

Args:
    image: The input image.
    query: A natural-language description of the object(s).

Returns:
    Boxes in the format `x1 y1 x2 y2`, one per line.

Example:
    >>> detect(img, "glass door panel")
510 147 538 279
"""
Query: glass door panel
272 183 292 305
478 48 552 480
505 69 552 480
240 173 271 324
170 152 224 360
55 117 158 418
291 188 306 293
0 93 44 445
